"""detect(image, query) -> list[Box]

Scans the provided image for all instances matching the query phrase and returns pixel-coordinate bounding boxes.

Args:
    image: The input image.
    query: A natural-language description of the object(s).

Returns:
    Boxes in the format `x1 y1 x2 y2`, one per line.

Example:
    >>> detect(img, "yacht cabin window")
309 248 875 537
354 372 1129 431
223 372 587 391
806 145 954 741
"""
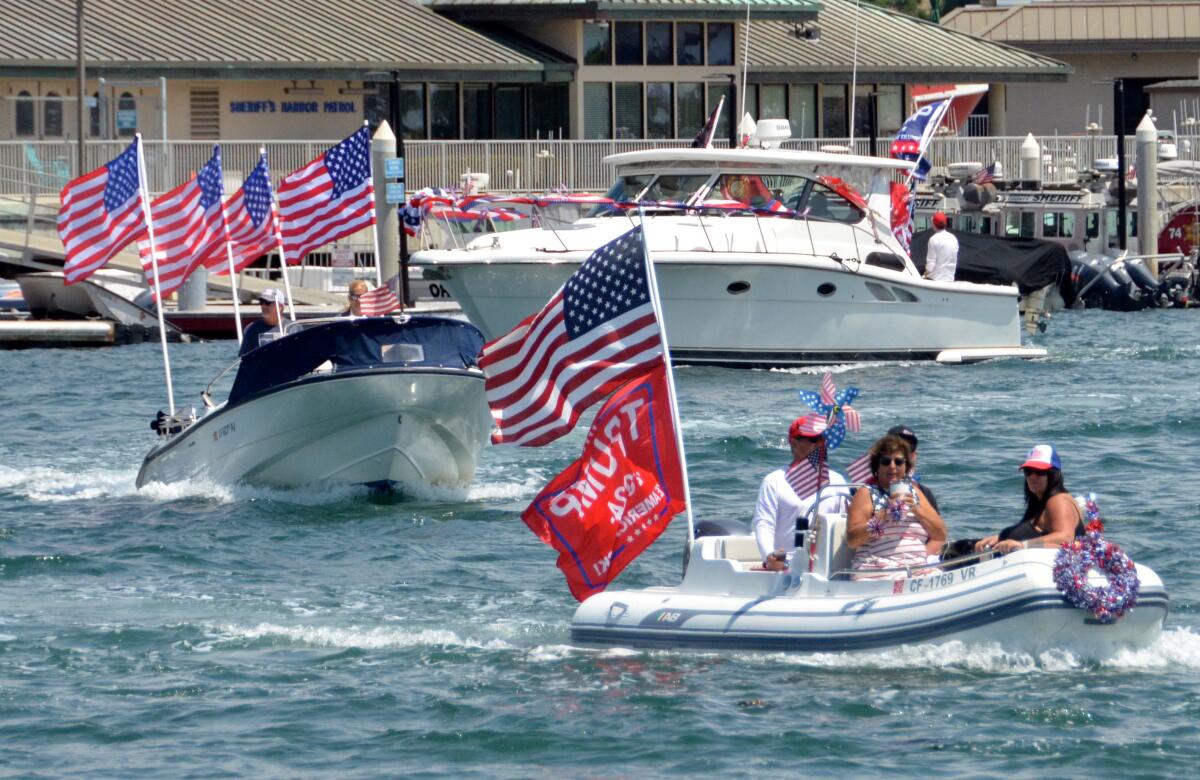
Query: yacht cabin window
1006 210 1036 238
1042 211 1075 239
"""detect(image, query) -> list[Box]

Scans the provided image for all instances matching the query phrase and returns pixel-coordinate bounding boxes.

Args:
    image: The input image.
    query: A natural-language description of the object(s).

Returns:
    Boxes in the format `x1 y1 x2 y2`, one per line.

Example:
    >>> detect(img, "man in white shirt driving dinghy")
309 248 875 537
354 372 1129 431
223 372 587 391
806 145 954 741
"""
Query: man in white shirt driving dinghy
754 414 850 572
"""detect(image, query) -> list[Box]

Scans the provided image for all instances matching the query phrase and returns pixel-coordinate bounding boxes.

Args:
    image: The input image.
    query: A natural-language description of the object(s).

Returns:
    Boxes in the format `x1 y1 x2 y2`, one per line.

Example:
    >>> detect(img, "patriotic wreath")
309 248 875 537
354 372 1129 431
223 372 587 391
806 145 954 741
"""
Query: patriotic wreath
1052 504 1140 623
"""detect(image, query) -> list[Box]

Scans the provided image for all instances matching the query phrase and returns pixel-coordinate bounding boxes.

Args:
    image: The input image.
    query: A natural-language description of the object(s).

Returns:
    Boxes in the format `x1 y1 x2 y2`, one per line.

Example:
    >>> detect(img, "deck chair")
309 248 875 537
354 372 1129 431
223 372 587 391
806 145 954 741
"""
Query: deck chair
23 143 70 187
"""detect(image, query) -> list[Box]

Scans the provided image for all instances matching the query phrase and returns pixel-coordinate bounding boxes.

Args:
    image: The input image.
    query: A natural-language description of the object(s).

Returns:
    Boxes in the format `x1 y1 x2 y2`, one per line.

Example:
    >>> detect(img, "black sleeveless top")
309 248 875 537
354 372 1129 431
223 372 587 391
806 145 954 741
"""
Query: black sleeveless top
998 497 1085 542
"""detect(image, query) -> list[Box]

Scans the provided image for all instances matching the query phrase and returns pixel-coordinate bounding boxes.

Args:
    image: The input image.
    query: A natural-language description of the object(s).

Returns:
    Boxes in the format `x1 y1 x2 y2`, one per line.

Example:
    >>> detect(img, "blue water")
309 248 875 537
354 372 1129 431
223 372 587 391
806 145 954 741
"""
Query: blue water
2 309 1198 777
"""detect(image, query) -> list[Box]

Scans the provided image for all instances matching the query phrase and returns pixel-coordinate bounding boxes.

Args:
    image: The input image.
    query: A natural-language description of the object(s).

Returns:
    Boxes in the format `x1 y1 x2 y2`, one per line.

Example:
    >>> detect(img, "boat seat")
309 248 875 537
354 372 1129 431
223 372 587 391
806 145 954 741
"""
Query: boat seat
720 535 761 564
811 512 854 579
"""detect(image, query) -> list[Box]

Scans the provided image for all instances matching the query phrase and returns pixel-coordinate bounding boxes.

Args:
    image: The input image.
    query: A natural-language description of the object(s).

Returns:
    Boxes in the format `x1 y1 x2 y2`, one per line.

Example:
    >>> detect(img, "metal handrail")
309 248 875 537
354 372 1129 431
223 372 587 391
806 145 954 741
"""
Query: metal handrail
201 358 241 408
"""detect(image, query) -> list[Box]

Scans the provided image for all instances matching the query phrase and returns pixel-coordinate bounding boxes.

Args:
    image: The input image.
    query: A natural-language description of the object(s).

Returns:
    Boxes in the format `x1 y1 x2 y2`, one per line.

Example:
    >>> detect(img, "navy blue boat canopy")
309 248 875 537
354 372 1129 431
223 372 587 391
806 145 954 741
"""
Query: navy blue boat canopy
228 316 484 406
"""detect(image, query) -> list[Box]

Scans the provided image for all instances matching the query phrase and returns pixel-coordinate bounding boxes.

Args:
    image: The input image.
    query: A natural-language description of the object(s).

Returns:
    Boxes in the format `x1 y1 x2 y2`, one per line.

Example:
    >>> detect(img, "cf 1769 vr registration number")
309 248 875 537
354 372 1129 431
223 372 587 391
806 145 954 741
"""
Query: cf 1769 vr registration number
903 566 976 594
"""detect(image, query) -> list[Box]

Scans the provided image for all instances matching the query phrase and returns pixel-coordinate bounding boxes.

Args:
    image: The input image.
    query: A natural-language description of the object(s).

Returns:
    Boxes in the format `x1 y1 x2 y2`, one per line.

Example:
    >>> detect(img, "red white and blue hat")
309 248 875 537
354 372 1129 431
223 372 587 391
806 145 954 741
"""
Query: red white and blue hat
1019 444 1061 471
789 414 828 439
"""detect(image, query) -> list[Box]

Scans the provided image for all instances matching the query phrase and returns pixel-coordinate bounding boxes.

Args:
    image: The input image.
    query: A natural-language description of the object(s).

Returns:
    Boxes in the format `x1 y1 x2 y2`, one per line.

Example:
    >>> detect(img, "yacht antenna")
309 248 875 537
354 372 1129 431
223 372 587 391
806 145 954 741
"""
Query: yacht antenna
738 1 751 145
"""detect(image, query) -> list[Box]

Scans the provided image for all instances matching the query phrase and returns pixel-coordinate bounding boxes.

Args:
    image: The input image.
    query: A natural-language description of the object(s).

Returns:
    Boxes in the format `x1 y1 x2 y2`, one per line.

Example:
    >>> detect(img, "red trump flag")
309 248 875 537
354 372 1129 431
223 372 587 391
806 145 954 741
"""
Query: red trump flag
521 364 686 601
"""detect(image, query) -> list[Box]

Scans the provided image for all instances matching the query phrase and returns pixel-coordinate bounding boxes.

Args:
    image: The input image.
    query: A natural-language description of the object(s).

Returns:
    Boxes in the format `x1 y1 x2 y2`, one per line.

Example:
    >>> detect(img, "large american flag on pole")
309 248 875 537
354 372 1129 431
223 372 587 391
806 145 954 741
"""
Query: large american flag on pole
136 145 225 299
57 139 147 284
478 226 665 447
206 151 277 276
277 126 376 266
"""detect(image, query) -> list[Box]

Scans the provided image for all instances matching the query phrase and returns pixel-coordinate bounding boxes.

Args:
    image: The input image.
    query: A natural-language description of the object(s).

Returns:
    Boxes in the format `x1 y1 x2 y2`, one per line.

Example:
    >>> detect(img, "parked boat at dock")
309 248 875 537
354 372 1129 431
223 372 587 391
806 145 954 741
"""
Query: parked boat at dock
136 315 491 492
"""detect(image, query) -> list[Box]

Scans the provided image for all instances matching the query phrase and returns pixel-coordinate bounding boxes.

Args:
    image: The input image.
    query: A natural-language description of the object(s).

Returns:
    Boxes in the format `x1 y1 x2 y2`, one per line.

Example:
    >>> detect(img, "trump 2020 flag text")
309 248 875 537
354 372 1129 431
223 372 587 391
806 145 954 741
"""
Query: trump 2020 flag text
890 99 950 182
57 139 147 284
521 364 687 601
478 225 664 447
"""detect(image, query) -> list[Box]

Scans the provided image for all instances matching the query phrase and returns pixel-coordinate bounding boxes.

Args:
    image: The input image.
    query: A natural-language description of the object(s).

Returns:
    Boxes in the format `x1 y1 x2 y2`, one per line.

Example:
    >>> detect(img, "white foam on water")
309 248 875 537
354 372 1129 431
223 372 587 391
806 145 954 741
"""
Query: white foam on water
465 472 549 502
0 463 141 503
1101 627 1200 670
766 361 908 377
723 641 1086 674
212 621 515 651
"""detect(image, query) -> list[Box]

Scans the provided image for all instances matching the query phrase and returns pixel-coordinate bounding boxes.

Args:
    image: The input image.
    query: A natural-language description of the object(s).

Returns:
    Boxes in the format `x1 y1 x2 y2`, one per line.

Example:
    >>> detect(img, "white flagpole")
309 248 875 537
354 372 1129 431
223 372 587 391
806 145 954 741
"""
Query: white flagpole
849 0 862 147
635 206 695 547
135 133 176 416
267 174 297 325
216 147 244 345
738 1 751 143
366 120 383 287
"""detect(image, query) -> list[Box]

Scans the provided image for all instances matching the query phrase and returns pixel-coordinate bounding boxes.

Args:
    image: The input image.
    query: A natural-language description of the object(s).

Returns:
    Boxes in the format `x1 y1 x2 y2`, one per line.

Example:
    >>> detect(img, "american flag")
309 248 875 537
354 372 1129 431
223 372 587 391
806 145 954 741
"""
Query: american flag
969 162 997 186
890 181 915 252
786 444 828 501
846 451 874 485
137 145 225 299
890 99 950 182
277 126 376 266
58 138 147 284
479 225 664 447
691 95 725 149
359 282 402 316
207 151 277 276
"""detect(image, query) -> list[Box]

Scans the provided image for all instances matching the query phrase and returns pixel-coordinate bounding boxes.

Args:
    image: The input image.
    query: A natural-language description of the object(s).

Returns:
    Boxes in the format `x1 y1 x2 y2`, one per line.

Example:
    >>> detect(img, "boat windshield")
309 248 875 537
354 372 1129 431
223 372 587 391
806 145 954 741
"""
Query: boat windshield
700 174 807 212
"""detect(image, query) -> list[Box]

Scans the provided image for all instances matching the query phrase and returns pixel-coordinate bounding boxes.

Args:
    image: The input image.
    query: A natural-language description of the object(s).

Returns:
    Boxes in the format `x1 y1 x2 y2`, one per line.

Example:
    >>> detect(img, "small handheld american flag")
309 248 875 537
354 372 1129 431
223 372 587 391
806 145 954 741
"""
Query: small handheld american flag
358 283 402 316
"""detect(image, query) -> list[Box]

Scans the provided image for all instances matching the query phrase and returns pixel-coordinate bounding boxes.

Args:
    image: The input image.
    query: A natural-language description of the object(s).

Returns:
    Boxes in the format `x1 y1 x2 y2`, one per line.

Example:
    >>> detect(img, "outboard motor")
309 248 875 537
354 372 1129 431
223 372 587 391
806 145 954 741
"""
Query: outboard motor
1160 261 1196 307
1070 258 1100 308
1104 262 1147 311
150 409 197 438
1124 258 1166 307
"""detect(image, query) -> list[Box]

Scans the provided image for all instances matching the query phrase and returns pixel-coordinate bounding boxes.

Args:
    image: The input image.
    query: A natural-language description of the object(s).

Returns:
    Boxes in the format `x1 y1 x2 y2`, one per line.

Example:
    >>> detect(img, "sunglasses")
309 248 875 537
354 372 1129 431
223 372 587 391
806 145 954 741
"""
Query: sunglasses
348 293 363 300
878 456 908 467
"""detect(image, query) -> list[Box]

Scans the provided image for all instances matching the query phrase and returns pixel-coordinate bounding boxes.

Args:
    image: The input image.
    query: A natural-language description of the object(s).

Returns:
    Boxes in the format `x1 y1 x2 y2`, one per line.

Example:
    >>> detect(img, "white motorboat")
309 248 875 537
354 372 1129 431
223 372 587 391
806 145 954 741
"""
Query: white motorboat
136 315 492 492
414 147 1045 367
571 511 1168 655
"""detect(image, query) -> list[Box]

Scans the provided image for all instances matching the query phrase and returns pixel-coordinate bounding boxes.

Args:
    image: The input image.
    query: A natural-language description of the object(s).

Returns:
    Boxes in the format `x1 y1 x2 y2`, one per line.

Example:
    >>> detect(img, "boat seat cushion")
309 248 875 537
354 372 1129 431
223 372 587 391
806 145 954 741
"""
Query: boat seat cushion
721 535 761 563
815 513 854 578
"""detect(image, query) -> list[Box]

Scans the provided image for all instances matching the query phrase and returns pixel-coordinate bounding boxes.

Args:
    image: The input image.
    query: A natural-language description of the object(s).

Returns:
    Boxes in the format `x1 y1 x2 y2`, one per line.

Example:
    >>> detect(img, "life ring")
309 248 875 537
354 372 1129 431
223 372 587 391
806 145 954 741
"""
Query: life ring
1052 532 1140 623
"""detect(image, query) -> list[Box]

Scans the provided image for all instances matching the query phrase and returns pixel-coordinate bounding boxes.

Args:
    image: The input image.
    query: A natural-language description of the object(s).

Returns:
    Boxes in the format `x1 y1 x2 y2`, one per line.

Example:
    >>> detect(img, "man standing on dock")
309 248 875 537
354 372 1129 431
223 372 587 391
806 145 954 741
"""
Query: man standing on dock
239 288 291 356
924 212 959 282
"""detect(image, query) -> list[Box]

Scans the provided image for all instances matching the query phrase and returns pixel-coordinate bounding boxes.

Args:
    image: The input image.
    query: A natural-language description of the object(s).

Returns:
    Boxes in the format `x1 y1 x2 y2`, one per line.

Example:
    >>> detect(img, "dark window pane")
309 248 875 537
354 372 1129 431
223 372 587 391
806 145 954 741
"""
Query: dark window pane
676 83 703 139
496 86 523 139
707 83 732 144
363 83 389 131
43 93 62 137
822 85 847 138
584 82 611 140
707 23 733 66
614 22 642 66
117 92 136 138
789 84 816 138
646 22 672 65
528 84 568 140
463 84 491 139
584 23 611 65
400 84 425 140
430 83 458 139
614 82 642 139
89 92 100 137
760 84 786 119
677 23 702 66
646 82 672 139
876 84 903 136
15 91 33 137
852 85 872 141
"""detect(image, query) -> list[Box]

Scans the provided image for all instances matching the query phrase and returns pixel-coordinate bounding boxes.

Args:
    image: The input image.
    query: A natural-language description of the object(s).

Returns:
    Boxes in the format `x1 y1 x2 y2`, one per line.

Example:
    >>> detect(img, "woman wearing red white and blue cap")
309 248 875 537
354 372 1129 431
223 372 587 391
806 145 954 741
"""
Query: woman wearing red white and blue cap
973 444 1085 555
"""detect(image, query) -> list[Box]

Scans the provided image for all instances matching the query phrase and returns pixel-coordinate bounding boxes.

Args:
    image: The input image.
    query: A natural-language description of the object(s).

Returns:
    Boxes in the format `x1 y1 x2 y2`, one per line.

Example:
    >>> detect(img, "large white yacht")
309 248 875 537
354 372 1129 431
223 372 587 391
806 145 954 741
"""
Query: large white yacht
413 146 1045 366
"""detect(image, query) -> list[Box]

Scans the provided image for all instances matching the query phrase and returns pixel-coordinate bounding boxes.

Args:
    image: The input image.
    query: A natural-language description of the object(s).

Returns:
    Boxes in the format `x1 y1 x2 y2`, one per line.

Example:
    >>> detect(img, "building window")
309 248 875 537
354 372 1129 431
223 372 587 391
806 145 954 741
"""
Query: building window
496 86 524 139
760 84 786 120
677 23 703 66
398 84 426 140
529 84 568 140
646 22 672 66
463 84 491 140
430 83 459 139
789 85 816 138
15 90 34 137
646 82 672 139
677 82 703 139
876 85 903 136
89 92 101 137
614 22 642 65
584 83 611 139
116 92 136 138
821 85 847 138
708 82 732 143
43 92 63 137
744 88 757 126
852 84 873 140
614 82 643 139
707 23 733 66
584 23 611 65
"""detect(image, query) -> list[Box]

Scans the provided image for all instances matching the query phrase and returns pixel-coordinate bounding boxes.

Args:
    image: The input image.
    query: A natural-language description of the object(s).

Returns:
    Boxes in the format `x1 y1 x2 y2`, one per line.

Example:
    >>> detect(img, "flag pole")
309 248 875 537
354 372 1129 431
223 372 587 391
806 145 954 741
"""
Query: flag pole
135 133 176 416
215 144 243 345
636 206 695 547
267 176 297 325
366 120 384 287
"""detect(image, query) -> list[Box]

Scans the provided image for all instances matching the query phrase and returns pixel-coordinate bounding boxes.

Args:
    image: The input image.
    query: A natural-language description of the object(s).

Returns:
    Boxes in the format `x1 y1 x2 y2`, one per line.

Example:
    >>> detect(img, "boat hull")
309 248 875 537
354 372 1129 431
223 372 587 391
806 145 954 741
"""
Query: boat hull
423 254 1040 366
571 545 1167 656
136 367 491 491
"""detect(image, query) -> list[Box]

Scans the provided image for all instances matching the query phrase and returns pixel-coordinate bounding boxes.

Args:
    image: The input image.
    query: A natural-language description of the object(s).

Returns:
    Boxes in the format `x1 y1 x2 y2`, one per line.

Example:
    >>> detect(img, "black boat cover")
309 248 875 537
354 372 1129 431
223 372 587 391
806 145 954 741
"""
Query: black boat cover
228 316 484 406
910 230 1076 306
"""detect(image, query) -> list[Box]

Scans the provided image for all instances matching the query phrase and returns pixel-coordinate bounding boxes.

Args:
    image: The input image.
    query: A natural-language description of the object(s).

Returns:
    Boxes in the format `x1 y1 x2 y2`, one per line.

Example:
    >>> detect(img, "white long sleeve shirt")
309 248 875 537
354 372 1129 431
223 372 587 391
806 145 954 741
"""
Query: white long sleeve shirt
925 229 959 282
753 468 850 560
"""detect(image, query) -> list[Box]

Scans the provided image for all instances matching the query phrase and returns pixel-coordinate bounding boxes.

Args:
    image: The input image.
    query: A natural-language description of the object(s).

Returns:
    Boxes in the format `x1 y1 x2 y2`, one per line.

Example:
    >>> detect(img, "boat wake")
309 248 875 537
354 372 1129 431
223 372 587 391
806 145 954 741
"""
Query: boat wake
204 621 517 652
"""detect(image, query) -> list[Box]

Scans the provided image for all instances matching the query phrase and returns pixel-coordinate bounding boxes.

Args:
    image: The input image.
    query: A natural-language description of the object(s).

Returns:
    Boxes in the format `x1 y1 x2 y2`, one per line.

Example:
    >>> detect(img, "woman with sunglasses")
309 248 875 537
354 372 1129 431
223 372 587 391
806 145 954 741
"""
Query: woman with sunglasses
846 434 946 580
973 444 1084 555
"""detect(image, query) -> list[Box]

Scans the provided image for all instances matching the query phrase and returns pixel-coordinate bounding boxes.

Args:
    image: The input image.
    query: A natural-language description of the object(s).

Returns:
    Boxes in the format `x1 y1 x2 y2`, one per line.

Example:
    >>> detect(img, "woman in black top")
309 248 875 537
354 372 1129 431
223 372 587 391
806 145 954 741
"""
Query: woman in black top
974 444 1084 555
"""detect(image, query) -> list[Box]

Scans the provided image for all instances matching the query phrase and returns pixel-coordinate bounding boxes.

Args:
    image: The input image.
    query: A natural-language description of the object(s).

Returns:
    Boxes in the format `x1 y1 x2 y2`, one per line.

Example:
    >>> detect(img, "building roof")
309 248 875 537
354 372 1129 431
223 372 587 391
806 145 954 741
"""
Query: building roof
425 0 820 22
0 0 550 80
943 1 1200 52
750 0 1071 83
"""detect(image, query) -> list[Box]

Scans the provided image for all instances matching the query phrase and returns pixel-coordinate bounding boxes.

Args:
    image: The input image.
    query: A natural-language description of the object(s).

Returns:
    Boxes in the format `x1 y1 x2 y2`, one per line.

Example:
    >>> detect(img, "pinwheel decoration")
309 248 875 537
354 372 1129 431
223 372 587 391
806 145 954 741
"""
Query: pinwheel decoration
798 373 861 450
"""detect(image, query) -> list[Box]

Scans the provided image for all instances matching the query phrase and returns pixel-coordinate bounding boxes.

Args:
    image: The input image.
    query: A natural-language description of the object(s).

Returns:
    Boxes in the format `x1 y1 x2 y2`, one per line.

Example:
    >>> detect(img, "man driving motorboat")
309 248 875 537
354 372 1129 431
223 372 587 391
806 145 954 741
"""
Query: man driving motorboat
239 288 293 356
754 414 850 572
